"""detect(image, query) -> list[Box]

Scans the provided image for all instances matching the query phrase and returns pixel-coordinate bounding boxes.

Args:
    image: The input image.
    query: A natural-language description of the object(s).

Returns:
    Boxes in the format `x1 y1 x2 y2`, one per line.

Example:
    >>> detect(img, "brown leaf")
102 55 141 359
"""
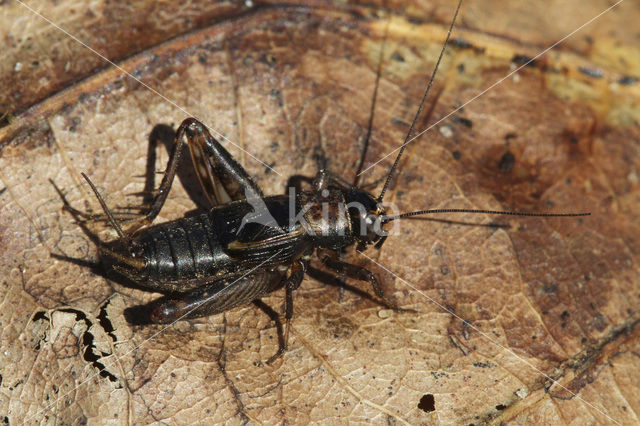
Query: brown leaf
1 1 639 423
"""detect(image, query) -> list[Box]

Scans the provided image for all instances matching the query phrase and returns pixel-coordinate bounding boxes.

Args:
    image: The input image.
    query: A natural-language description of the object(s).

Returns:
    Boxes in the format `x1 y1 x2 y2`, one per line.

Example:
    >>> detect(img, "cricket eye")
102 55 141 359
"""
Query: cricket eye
365 213 384 242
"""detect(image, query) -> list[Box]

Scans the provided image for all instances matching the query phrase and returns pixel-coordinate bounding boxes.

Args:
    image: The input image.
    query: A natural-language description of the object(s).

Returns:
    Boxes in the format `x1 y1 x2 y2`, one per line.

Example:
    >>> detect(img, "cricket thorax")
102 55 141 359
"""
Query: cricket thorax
297 189 353 249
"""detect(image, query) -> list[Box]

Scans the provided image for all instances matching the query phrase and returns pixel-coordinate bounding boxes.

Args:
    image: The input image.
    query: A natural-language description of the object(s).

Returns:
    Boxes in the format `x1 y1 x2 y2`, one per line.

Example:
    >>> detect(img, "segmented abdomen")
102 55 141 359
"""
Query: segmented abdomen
138 213 236 291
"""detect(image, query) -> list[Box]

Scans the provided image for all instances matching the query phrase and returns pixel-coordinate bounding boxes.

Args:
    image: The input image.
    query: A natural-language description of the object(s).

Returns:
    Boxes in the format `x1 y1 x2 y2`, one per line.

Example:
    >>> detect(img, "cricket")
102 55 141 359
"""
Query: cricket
58 0 590 364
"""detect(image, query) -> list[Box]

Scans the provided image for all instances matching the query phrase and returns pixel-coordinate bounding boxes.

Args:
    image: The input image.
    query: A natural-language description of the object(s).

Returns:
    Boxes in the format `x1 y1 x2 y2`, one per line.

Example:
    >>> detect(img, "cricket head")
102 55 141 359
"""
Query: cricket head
344 186 389 249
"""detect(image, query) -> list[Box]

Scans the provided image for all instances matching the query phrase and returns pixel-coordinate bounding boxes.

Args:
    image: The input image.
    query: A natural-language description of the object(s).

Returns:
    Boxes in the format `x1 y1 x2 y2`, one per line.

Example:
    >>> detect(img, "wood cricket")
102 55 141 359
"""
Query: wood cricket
64 0 588 363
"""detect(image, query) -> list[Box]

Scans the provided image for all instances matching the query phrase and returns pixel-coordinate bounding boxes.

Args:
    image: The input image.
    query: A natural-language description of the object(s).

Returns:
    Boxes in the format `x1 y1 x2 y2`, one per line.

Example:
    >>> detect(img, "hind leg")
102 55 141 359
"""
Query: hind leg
78 118 264 235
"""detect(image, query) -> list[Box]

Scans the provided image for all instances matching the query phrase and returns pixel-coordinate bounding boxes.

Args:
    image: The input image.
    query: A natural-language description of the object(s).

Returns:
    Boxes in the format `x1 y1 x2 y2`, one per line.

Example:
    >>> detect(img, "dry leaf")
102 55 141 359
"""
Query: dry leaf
1 1 639 424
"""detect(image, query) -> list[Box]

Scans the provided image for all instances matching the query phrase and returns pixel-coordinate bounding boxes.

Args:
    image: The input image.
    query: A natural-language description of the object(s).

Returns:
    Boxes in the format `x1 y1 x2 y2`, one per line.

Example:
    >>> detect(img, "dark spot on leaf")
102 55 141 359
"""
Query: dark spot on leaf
498 151 515 173
265 53 278 65
578 66 603 79
618 76 638 85
452 38 472 49
496 404 506 411
593 313 608 331
511 54 537 67
390 51 405 62
453 115 472 128
505 133 517 144
418 394 435 412
391 116 410 128
452 150 461 160
270 88 284 107
264 161 276 174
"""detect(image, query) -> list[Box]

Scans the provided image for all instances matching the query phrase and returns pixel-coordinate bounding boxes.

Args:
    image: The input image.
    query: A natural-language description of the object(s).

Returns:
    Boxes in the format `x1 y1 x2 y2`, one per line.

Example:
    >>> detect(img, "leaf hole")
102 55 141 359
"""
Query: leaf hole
32 310 49 322
97 300 116 342
418 394 435 412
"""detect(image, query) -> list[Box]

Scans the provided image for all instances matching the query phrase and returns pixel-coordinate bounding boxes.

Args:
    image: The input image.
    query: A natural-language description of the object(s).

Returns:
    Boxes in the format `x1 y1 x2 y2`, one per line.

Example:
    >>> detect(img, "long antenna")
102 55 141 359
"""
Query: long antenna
354 18 389 187
383 208 590 223
377 0 463 202
81 172 127 241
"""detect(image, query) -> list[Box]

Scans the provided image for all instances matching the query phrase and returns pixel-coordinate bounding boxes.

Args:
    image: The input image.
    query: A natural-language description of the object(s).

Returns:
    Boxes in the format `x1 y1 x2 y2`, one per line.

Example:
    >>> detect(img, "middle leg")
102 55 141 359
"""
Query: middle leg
267 260 307 364
318 249 401 310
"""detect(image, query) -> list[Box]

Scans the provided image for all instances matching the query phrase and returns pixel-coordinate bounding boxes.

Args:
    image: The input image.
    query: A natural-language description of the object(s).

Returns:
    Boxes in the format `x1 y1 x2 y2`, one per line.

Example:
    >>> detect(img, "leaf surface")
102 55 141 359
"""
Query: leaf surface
1 1 639 424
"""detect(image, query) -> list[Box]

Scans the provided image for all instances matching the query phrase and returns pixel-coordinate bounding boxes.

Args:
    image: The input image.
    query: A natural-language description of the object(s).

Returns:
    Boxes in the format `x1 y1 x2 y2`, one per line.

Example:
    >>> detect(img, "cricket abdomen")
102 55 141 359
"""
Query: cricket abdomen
138 213 238 291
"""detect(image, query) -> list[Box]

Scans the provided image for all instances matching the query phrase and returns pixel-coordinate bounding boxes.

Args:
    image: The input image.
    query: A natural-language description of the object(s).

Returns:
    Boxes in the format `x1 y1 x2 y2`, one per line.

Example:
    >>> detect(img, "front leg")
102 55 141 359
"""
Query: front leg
318 249 400 310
